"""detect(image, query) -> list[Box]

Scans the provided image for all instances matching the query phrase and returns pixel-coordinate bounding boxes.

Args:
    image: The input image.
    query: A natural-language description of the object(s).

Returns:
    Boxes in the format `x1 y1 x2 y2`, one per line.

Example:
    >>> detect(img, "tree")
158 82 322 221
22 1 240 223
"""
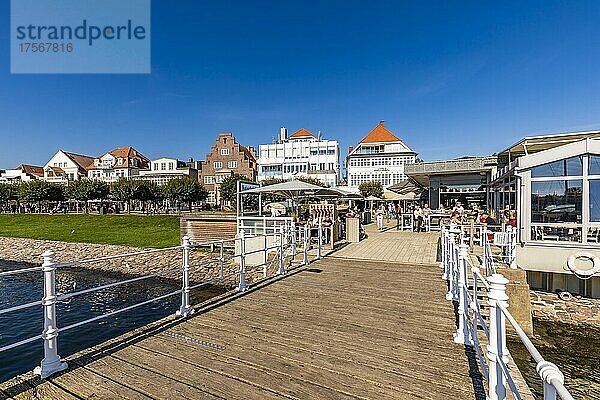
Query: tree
18 180 64 210
219 174 250 209
359 181 384 199
162 177 208 211
65 179 109 213
110 179 138 213
0 183 16 207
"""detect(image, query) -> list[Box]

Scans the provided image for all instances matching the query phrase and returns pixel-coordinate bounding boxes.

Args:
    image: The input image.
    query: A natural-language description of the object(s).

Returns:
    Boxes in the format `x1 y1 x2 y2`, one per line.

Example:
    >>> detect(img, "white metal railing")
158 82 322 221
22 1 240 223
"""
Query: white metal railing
0 224 329 380
237 216 294 236
440 227 574 400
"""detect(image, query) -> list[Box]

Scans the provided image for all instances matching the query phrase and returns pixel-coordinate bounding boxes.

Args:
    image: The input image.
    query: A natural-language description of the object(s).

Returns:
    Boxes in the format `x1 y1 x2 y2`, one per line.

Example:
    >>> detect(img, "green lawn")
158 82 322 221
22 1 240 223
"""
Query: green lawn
0 214 181 248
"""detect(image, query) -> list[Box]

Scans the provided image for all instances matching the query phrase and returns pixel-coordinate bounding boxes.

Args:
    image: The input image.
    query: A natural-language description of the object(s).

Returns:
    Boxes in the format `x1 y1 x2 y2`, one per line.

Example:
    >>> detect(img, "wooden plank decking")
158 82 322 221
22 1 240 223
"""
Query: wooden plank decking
1 228 487 400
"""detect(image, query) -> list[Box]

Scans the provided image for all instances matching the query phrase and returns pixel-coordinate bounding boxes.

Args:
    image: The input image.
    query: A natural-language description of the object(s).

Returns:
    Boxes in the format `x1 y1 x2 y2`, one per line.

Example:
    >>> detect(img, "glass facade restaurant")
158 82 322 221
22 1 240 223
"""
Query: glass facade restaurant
523 154 600 244
513 139 600 297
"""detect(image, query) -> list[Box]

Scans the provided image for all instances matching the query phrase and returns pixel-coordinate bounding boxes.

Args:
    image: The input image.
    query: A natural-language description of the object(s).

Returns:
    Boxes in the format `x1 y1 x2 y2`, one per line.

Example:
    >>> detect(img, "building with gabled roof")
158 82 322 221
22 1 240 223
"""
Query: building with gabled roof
257 127 340 187
87 146 150 182
198 132 258 206
0 164 44 183
346 121 416 191
42 150 94 183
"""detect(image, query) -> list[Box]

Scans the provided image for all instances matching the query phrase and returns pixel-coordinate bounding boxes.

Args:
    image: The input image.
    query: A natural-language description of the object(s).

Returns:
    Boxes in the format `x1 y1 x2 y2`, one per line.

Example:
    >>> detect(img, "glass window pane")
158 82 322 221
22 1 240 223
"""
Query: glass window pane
530 226 582 242
589 180 600 222
531 180 582 223
531 156 583 177
589 155 600 175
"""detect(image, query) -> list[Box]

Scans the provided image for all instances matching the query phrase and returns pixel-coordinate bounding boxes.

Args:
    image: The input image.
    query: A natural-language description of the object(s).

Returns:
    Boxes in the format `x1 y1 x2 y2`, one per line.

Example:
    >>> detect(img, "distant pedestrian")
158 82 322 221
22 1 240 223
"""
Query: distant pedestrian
376 205 385 230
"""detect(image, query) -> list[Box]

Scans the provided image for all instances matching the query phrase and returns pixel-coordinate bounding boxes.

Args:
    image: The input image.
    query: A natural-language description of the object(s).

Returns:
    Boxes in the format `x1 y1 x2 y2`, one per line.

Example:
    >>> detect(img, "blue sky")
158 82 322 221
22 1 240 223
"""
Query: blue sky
1 1 600 171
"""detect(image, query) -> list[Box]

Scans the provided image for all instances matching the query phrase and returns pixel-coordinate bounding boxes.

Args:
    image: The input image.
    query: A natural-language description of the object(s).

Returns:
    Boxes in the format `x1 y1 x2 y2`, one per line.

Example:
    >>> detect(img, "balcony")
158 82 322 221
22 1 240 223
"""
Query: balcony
405 156 498 175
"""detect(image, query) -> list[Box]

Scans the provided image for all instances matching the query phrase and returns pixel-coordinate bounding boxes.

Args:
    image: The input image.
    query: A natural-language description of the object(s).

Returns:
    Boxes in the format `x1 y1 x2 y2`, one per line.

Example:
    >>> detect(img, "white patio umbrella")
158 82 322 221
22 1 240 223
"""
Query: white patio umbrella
240 179 344 217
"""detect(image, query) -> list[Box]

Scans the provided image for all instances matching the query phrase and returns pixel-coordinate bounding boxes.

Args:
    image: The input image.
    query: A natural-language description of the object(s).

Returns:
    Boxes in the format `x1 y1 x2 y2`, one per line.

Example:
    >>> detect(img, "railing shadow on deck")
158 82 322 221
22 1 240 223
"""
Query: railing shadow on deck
0 263 319 398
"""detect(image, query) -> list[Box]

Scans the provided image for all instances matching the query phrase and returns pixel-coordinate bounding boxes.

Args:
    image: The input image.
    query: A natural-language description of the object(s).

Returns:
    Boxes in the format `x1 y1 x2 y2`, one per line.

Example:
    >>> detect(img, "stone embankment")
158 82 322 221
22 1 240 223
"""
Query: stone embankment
530 290 600 327
0 237 268 287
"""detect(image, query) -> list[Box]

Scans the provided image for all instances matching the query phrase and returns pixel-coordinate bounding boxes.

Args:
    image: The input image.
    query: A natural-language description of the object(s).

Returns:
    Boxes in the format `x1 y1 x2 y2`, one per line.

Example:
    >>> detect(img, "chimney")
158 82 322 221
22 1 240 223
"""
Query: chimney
349 146 354 154
379 120 385 126
317 130 322 140
279 127 287 142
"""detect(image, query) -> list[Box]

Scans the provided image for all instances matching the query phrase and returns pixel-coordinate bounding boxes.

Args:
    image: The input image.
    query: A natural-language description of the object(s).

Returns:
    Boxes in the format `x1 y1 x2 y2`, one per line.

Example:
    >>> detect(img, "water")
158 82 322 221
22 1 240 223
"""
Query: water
0 261 228 383
508 319 600 400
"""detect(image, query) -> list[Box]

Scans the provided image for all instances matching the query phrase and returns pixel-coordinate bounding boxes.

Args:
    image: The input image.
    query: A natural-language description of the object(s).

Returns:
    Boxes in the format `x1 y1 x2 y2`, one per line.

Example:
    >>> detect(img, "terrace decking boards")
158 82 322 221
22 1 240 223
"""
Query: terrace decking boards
1 226 488 400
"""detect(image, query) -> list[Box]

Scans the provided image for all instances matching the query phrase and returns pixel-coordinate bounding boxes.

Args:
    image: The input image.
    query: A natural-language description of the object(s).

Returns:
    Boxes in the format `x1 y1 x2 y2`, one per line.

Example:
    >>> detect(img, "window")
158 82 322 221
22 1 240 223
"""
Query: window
228 160 237 169
590 180 600 222
168 162 174 170
589 155 600 175
221 149 230 156
531 156 583 177
161 163 166 170
531 180 583 223
204 176 214 184
214 161 223 169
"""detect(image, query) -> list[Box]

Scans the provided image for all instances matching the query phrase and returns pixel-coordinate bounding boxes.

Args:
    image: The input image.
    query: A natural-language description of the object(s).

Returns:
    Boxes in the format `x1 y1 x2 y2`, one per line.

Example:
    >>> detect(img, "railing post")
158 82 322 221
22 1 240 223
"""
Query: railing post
303 224 309 265
292 224 297 259
238 230 248 292
536 361 564 400
316 221 323 260
454 243 474 345
176 236 193 317
483 227 489 274
219 239 225 279
263 233 268 277
440 227 446 270
34 250 67 379
441 228 448 278
487 273 509 400
509 226 517 269
445 232 456 300
278 226 286 275
263 234 268 278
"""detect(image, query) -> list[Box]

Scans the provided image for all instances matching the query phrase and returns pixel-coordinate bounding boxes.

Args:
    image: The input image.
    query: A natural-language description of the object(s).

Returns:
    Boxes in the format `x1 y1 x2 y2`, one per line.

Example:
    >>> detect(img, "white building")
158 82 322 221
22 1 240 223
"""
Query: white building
0 164 43 183
257 128 340 187
346 121 416 191
138 157 199 185
87 147 150 183
43 150 95 183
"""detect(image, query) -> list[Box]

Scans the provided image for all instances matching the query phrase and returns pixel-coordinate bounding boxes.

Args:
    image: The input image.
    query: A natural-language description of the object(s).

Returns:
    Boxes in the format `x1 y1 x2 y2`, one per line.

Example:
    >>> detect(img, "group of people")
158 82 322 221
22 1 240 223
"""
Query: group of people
372 200 517 231
373 203 433 232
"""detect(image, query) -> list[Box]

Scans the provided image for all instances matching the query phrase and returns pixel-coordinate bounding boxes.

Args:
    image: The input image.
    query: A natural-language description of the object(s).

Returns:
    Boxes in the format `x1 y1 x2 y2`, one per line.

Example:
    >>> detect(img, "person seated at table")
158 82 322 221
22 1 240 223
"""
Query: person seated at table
452 201 465 215
396 204 403 230
480 211 495 225
451 211 462 225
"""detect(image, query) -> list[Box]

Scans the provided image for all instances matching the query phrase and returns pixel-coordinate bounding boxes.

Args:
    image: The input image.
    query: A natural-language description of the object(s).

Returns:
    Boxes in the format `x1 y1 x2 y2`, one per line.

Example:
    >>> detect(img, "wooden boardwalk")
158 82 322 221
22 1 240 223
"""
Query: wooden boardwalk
1 228 486 400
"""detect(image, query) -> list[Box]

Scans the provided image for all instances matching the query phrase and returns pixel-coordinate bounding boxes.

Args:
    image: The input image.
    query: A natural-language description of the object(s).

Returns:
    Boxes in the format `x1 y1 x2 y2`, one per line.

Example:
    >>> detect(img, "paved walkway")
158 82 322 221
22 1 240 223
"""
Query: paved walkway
334 220 439 264
1 226 487 400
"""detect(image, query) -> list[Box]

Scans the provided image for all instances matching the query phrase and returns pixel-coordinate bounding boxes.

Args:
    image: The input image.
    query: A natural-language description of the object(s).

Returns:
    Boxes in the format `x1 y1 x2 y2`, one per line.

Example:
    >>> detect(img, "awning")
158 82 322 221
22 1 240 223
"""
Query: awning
240 179 343 199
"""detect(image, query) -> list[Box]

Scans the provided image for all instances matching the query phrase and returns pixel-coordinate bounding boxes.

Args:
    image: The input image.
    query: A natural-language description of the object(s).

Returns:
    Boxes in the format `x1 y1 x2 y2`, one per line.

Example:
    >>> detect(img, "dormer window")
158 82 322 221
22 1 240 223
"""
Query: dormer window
117 158 123 165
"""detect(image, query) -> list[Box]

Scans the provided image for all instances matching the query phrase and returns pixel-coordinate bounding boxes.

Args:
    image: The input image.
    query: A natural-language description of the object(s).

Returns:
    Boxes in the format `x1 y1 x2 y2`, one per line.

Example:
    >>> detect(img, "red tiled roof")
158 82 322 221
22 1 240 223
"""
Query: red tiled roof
359 121 401 144
17 164 43 177
288 128 315 139
47 166 65 174
87 147 150 170
63 151 94 171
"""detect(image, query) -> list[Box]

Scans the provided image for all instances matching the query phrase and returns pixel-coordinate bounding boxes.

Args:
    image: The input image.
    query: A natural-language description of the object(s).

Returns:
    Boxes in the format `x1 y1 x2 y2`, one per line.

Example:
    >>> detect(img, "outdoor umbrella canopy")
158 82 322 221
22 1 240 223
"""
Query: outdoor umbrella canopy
240 179 343 199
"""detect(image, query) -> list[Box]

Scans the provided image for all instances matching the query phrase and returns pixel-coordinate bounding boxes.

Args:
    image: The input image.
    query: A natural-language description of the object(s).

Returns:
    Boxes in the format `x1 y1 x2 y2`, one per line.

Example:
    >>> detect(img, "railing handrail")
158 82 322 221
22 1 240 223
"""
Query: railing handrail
0 224 330 379
439 225 574 400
